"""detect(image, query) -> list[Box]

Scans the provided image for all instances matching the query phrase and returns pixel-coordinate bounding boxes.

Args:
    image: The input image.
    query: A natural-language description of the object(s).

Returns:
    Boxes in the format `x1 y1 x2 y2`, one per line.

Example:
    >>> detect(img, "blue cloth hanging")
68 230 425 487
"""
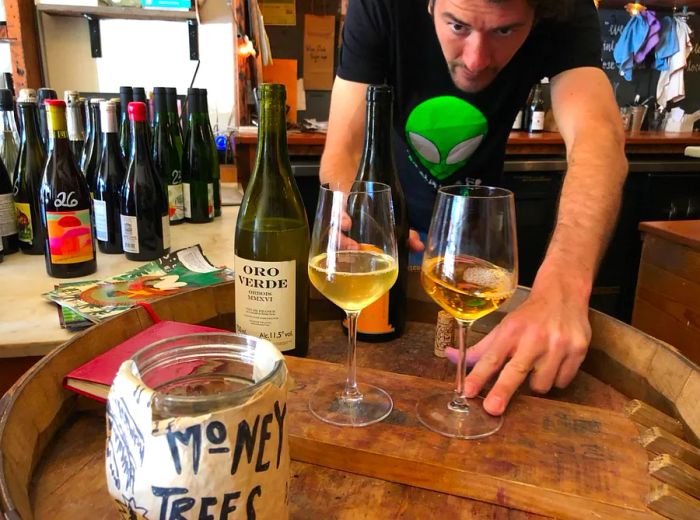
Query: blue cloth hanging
654 16 679 70
614 14 650 80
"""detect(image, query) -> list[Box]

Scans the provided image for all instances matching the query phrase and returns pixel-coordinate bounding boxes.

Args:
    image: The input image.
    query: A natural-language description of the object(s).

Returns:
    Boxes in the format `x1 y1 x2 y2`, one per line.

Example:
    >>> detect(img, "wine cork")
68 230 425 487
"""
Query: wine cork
434 311 454 358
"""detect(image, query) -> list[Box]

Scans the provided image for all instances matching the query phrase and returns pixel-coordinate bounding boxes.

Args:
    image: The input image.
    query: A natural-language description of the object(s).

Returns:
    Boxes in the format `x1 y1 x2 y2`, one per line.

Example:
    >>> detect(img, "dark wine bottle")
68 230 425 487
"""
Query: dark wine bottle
94 100 126 254
153 87 184 225
120 102 170 261
0 155 19 255
37 88 57 151
351 85 408 341
181 88 214 223
132 87 151 147
527 81 545 133
0 89 19 179
119 86 133 159
64 90 85 163
39 100 96 278
234 83 310 356
13 100 46 255
80 98 104 195
199 88 221 217
166 87 183 144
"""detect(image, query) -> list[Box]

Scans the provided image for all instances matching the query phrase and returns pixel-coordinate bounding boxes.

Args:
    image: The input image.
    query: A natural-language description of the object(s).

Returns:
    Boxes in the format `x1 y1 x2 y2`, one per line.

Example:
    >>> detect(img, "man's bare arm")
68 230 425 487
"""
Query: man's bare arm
463 67 628 415
320 77 369 189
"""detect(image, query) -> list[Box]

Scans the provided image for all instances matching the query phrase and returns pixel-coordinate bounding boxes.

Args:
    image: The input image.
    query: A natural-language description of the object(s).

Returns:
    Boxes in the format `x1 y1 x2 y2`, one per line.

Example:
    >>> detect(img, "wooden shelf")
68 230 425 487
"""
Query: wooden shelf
35 3 196 22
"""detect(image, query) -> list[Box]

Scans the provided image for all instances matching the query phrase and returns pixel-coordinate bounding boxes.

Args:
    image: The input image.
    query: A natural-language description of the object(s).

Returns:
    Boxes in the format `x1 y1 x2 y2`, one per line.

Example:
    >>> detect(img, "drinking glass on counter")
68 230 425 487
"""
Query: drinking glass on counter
419 185 518 439
307 181 398 426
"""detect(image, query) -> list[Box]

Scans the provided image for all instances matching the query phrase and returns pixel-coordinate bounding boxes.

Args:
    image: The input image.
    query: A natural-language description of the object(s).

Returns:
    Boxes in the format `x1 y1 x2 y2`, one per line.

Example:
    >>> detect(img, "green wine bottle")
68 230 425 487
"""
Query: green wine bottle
119 86 133 159
181 88 213 223
351 85 408 341
234 83 310 356
152 87 184 225
199 88 221 217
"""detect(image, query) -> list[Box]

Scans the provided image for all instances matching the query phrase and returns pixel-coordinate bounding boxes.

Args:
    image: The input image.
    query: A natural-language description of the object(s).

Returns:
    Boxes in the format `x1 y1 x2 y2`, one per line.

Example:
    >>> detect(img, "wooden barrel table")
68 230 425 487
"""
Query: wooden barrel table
1 280 699 519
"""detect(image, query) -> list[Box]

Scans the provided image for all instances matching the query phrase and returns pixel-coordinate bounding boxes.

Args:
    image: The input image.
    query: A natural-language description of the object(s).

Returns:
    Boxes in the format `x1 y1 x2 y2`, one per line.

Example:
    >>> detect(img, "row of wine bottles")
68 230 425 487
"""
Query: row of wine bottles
0 85 222 274
233 83 409 358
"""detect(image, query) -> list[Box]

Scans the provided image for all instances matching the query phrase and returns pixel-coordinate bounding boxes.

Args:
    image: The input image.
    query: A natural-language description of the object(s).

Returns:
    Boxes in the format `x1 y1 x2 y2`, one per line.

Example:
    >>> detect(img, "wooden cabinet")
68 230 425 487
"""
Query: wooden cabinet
632 220 700 364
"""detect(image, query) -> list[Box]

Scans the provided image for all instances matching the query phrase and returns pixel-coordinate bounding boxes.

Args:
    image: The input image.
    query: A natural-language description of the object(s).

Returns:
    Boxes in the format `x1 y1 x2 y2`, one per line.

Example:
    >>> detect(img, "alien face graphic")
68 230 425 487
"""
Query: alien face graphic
405 97 488 181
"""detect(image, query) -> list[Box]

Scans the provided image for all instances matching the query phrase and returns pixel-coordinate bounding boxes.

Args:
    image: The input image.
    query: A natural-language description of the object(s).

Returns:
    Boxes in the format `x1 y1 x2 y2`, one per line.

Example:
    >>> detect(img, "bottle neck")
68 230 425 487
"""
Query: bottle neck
90 106 101 137
0 110 17 133
47 110 70 154
358 97 394 174
129 120 150 162
255 97 288 169
18 105 41 146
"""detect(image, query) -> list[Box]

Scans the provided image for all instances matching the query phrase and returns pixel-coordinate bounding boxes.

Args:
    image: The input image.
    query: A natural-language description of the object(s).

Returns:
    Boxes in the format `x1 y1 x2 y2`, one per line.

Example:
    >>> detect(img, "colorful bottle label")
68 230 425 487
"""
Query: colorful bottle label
14 202 32 244
207 183 214 218
234 255 296 352
168 183 185 221
162 215 170 250
0 193 18 237
120 214 139 253
183 182 191 219
93 199 109 241
46 209 94 264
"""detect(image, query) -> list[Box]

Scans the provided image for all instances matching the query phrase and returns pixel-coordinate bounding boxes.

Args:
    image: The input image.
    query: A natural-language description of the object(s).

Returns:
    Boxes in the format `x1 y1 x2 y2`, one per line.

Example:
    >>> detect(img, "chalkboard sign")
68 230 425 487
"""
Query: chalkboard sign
599 8 700 113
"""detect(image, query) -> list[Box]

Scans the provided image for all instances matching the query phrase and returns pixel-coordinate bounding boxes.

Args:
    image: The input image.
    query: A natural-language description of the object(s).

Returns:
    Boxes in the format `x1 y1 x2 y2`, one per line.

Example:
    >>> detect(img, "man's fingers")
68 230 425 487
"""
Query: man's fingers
483 354 537 415
553 350 587 389
465 332 496 366
408 229 424 252
462 335 511 398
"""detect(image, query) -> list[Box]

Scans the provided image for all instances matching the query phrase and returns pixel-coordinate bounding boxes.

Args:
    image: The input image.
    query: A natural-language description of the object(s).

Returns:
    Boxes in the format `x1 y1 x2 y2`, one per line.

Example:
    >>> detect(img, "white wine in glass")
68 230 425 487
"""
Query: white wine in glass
307 181 398 426
419 185 518 439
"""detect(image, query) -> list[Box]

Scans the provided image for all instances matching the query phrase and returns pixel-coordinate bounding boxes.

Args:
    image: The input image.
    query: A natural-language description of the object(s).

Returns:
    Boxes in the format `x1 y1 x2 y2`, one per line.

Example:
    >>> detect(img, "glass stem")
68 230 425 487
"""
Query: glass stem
449 319 473 412
343 310 362 401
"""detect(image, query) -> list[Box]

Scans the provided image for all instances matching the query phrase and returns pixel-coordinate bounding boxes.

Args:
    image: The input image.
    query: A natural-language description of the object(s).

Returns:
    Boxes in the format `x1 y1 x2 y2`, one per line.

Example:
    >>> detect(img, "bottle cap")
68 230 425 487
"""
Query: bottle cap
90 97 105 106
37 88 57 102
187 88 200 113
128 101 148 122
0 89 13 110
153 87 167 113
45 99 66 108
215 135 227 151
17 89 36 103
366 84 393 103
133 87 147 103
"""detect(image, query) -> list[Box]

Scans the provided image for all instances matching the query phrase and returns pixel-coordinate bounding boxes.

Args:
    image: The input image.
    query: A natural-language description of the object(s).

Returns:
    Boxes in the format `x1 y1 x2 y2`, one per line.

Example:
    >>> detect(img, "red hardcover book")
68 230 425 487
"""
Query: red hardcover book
63 320 227 402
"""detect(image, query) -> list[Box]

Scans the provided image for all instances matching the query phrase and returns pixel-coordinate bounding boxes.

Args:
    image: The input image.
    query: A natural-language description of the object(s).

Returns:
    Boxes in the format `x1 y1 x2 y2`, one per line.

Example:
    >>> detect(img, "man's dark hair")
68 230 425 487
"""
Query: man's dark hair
428 0 574 20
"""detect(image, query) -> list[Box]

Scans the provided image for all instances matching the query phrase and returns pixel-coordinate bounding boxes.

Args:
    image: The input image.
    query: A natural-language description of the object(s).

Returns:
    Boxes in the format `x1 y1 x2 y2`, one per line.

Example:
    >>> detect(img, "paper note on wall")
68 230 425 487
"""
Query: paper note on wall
303 15 336 91
262 58 298 122
261 0 296 25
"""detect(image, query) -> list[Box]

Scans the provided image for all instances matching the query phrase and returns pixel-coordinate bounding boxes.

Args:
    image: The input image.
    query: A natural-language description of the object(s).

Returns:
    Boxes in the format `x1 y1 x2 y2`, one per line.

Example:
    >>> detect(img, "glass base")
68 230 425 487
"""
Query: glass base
416 392 503 439
309 382 393 427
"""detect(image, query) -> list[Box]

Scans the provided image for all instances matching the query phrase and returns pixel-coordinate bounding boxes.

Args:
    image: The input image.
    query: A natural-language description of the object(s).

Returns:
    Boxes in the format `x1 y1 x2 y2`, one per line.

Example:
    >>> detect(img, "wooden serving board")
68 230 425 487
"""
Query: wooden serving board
285 357 657 520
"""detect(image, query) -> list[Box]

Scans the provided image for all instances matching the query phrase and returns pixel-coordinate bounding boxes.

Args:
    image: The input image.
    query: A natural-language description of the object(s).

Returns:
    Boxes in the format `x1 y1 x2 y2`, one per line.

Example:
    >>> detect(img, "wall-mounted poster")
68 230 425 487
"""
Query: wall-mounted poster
303 14 336 90
261 0 296 26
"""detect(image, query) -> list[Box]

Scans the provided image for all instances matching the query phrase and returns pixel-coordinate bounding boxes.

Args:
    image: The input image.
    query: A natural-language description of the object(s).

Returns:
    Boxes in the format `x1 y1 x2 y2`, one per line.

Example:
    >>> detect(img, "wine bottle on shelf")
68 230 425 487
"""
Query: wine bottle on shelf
199 88 221 217
94 100 126 254
181 88 214 223
0 155 19 255
349 84 408 341
234 83 310 357
120 101 170 261
527 81 545 133
133 87 151 146
166 87 183 144
153 87 184 225
64 90 85 163
37 88 57 150
13 99 46 255
39 100 96 278
0 89 19 179
119 87 133 159
80 98 104 195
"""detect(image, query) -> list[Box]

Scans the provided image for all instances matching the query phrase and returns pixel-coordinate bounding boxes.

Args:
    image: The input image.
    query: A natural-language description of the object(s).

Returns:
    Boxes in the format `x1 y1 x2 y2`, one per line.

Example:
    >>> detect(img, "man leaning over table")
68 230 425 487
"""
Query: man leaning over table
319 0 629 415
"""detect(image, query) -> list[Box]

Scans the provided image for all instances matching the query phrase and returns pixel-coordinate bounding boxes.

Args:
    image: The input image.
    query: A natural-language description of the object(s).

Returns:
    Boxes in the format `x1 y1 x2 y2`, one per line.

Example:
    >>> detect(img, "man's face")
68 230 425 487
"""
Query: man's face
432 0 535 93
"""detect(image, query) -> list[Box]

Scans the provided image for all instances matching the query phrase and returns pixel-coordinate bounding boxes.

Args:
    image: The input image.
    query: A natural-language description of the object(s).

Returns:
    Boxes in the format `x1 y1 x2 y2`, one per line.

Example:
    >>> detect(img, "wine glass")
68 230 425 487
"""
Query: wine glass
308 181 399 426
418 185 518 439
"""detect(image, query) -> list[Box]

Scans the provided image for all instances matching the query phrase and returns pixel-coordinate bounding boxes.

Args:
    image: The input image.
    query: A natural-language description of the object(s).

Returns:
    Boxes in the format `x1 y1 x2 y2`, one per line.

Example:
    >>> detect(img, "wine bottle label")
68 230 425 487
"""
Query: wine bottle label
168 183 185 221
162 215 170 250
120 214 139 253
207 183 214 219
529 111 545 131
234 255 296 352
0 194 18 237
183 182 191 219
14 202 33 244
45 209 94 264
93 199 109 241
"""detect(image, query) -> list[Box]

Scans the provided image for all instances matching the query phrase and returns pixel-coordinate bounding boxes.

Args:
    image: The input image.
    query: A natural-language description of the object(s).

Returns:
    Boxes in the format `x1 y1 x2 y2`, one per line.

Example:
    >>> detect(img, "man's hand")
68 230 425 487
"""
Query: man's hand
456 275 592 416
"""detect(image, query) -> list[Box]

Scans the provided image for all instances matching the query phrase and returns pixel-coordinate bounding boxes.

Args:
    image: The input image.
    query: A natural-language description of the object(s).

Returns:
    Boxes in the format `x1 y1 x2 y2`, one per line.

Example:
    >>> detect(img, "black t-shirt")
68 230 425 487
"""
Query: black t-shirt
336 0 602 232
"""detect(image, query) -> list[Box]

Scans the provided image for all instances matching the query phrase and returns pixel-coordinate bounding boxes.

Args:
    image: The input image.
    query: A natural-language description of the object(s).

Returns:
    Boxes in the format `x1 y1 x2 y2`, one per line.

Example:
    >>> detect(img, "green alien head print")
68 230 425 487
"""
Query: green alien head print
405 96 488 181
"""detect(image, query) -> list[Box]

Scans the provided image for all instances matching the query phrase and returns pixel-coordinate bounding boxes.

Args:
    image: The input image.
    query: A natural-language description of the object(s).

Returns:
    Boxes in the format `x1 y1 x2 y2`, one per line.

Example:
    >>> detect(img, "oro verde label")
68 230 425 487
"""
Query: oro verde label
14 202 32 244
234 256 296 352
46 209 94 264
